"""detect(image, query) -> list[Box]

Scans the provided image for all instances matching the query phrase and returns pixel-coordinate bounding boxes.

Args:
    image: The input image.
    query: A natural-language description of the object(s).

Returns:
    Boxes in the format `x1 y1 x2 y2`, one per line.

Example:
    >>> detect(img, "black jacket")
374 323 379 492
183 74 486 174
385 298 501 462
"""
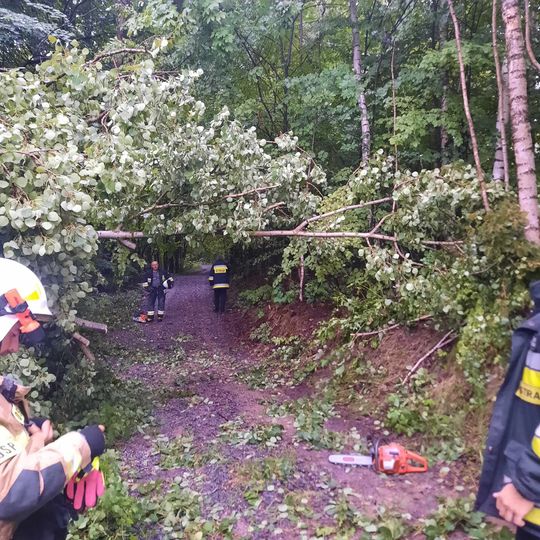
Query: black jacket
476 283 540 532
208 260 230 289
142 268 173 290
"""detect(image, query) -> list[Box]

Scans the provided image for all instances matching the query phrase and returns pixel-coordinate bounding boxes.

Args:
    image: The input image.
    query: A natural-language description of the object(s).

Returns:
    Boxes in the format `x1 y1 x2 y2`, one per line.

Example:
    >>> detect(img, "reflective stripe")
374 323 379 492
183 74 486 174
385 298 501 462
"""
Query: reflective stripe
516 383 540 404
213 284 229 289
208 277 214 281
522 367 540 387
213 265 228 274
533 435 540 458
526 351 540 371
516 381 540 405
147 311 155 315
526 507 540 525
157 311 164 315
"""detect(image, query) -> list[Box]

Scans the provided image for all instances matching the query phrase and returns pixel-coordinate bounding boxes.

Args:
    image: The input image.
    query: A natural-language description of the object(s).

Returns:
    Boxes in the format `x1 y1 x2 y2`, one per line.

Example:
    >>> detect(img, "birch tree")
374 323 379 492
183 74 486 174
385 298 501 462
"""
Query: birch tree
349 0 371 162
501 0 540 243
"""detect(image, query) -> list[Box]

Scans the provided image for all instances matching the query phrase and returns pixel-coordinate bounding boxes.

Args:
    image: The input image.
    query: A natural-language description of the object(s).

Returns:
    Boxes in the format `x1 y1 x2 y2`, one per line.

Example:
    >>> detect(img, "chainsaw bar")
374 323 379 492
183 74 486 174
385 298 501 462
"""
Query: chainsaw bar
328 454 373 467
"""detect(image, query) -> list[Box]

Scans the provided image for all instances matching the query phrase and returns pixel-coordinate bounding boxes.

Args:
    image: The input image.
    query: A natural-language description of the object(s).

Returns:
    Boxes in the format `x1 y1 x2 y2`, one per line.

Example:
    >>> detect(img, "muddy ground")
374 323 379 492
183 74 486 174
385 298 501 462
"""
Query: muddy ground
107 270 480 539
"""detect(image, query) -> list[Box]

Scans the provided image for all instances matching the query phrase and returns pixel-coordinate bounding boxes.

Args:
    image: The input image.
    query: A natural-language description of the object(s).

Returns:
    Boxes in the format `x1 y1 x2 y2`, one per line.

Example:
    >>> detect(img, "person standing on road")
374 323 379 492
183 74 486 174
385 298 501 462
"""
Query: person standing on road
476 281 540 540
208 257 230 314
142 260 174 322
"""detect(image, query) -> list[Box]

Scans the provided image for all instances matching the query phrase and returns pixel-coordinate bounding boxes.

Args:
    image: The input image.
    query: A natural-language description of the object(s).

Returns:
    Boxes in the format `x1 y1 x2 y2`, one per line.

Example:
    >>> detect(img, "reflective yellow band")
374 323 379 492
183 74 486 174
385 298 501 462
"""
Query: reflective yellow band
516 382 540 405
525 507 540 525
522 367 540 388
213 265 228 274
533 436 540 458
213 284 229 289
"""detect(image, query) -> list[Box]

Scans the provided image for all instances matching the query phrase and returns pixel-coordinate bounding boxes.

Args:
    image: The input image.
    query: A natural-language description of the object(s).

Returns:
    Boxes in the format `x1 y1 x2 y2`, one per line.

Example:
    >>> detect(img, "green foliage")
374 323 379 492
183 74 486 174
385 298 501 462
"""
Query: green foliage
155 434 222 469
52 356 152 444
219 419 284 447
282 154 540 407
237 285 273 307
422 496 513 539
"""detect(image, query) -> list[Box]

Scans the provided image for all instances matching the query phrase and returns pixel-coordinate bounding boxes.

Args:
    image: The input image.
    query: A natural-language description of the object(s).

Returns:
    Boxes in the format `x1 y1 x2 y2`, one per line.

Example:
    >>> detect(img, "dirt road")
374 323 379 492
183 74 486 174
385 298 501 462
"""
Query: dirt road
109 271 471 539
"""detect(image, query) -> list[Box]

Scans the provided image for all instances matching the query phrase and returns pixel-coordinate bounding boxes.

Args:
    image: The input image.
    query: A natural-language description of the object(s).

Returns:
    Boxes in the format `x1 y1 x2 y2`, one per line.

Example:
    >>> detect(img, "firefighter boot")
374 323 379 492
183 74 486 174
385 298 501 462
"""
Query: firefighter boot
133 312 147 324
157 311 164 322
147 311 155 322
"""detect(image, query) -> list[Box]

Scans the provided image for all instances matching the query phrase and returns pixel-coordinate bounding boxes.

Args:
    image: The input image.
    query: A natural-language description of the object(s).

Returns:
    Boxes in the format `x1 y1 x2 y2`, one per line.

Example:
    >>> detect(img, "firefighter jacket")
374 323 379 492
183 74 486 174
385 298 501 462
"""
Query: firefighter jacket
208 260 230 289
476 286 540 534
142 268 173 291
0 376 103 539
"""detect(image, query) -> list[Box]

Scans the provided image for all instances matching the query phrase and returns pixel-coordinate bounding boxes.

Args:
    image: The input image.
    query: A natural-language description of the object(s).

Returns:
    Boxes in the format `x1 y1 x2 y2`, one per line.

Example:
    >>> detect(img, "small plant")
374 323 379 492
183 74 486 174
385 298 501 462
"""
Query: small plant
219 419 284 447
249 322 272 343
421 496 513 539
155 434 222 469
237 285 273 307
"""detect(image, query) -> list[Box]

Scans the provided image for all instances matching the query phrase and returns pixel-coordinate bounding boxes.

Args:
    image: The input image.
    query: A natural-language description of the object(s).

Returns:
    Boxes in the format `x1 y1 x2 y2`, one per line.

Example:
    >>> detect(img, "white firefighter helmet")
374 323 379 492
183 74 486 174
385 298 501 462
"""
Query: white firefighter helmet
0 258 52 342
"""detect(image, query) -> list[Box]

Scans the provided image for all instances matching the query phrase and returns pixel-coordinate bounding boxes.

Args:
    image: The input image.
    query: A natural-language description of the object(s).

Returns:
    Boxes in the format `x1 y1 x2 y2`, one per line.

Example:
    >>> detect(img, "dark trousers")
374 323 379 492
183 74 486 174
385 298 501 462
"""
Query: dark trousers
517 528 540 539
214 288 227 313
147 288 165 318
14 495 75 540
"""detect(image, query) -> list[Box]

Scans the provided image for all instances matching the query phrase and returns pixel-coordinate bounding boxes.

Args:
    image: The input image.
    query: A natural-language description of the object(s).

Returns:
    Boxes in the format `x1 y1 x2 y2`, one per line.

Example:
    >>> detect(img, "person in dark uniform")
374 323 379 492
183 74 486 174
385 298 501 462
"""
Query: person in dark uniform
208 258 230 314
142 261 173 322
476 282 540 539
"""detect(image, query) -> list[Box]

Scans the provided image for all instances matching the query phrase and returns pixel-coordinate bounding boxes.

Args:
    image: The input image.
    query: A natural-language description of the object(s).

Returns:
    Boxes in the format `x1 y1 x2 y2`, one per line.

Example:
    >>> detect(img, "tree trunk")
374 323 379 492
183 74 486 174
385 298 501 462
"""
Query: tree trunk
491 32 510 189
447 0 490 211
501 0 540 243
349 0 371 161
439 1 450 163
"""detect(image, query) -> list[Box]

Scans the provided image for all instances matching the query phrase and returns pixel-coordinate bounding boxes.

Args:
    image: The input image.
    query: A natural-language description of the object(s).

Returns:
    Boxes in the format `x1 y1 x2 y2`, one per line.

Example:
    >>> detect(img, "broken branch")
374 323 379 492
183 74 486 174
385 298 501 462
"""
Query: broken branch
353 315 432 338
74 317 108 334
86 48 149 66
402 331 457 385
97 230 145 240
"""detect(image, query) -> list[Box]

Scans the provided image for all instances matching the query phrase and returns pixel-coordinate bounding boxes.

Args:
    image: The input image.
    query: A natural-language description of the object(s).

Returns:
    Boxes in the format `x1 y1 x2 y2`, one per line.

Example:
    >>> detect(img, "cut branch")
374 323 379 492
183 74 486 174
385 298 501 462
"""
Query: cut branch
447 0 491 212
72 332 90 347
402 331 457 384
72 332 96 362
97 230 145 240
118 239 136 250
74 317 108 334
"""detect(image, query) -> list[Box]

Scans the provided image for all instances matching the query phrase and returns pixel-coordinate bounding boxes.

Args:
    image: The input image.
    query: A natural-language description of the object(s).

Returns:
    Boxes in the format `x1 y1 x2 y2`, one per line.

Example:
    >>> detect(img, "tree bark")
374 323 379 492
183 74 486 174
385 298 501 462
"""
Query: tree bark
502 0 540 242
491 21 510 190
447 0 491 212
349 0 371 161
74 317 108 333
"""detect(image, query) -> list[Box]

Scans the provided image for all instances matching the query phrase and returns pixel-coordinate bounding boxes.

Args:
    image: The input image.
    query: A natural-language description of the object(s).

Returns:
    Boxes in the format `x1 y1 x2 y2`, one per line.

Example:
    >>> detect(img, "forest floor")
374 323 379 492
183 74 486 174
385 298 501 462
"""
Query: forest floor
102 269 505 539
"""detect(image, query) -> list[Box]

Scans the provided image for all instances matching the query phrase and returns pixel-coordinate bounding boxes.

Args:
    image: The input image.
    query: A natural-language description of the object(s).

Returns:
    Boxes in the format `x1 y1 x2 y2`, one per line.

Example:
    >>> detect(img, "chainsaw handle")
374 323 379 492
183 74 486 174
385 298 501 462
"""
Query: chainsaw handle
405 450 428 473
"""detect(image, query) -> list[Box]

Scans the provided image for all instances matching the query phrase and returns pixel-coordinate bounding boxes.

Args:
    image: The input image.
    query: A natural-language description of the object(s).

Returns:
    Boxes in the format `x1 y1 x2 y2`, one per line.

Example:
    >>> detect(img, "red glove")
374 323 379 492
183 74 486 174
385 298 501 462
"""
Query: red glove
65 457 105 511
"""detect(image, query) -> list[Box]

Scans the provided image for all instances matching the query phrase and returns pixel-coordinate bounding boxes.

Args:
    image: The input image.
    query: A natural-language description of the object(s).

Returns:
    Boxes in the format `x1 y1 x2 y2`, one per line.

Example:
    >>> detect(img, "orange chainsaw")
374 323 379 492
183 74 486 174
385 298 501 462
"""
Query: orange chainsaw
329 441 428 475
